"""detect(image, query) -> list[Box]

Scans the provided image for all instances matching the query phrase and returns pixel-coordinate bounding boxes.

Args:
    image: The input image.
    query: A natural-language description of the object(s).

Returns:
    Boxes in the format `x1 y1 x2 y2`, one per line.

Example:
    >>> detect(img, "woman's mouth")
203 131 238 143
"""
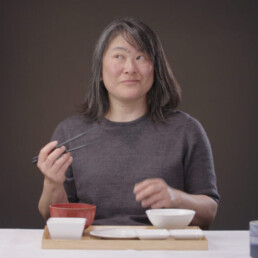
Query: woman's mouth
121 80 140 85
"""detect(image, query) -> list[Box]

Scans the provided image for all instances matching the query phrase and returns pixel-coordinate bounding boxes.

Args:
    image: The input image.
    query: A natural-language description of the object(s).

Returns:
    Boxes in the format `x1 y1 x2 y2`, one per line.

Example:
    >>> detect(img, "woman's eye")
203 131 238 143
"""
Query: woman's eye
136 55 146 61
114 54 123 59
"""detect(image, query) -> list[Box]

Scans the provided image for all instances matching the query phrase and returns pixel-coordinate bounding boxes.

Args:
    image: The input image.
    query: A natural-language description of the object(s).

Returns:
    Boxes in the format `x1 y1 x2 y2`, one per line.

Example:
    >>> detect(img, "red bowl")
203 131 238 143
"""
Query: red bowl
49 203 96 229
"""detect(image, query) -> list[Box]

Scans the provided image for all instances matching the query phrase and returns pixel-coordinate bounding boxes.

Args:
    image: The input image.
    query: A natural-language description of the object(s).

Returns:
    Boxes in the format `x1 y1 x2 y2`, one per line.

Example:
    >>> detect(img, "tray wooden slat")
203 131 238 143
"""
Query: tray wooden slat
42 225 208 250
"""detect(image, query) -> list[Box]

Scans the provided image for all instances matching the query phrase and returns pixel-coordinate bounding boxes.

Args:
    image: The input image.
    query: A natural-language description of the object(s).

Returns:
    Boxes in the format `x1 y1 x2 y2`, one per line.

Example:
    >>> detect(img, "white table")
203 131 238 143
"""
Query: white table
0 229 250 258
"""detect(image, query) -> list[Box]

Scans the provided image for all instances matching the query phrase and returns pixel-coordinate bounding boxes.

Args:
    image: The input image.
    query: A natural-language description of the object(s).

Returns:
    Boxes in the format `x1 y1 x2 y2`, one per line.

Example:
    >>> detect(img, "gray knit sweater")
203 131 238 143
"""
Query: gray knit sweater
51 110 219 225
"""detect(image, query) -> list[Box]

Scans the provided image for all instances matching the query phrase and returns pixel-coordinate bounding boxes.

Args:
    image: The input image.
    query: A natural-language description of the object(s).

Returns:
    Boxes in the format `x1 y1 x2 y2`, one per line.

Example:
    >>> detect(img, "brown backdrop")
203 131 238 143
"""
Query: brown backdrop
1 0 257 229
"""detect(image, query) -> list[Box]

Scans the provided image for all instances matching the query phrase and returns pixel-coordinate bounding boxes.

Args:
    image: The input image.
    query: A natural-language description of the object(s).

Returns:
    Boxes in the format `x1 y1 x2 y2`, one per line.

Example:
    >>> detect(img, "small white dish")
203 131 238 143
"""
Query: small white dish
169 229 204 240
47 217 86 239
90 228 137 239
135 229 169 240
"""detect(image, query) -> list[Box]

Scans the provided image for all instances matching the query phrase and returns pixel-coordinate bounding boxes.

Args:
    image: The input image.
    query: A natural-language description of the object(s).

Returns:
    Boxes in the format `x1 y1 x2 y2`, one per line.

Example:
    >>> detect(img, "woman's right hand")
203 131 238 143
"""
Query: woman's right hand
37 141 73 186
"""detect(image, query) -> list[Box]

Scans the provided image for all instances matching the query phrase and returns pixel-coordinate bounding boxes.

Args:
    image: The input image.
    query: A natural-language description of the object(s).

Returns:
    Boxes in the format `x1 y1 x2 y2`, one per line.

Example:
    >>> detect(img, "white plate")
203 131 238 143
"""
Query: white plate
169 229 204 240
135 229 169 240
90 228 137 239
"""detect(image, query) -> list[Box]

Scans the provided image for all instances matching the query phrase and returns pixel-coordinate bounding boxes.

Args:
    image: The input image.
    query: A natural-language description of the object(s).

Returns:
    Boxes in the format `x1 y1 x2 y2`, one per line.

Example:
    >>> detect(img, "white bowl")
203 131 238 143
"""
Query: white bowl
47 217 86 239
146 209 195 229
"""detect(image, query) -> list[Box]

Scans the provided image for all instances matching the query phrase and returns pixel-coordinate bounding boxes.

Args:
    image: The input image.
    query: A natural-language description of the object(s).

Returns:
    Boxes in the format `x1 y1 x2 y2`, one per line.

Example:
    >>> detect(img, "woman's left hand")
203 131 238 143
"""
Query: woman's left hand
133 178 180 208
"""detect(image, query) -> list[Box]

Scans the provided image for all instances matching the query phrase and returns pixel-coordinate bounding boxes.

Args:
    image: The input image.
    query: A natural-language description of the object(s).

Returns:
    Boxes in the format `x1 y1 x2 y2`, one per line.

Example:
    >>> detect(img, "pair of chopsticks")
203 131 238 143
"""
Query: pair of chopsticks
32 127 99 164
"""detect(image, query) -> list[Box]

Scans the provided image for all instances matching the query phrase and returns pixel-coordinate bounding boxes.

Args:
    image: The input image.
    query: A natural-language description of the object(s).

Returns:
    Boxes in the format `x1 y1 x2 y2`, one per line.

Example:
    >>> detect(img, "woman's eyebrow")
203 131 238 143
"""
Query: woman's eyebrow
111 46 130 52
111 46 144 53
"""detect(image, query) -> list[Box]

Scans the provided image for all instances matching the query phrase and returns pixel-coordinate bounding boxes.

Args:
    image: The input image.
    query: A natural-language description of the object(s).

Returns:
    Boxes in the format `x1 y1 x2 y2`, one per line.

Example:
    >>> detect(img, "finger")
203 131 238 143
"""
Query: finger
58 156 73 179
134 178 159 194
52 156 73 184
42 152 70 180
38 141 58 163
51 152 71 174
45 146 66 167
149 188 178 209
57 156 73 184
134 179 152 193
135 182 163 202
43 154 72 185
151 199 168 209
141 191 165 208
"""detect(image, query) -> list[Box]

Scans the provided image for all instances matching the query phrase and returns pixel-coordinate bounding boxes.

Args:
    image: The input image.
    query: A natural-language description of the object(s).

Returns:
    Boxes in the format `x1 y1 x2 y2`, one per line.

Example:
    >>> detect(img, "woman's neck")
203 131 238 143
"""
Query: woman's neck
105 98 148 122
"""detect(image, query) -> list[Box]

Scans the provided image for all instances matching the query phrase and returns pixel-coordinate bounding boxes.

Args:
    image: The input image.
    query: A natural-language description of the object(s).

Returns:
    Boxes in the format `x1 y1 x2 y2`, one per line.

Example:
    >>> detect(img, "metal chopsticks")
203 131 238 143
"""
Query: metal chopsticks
32 127 99 164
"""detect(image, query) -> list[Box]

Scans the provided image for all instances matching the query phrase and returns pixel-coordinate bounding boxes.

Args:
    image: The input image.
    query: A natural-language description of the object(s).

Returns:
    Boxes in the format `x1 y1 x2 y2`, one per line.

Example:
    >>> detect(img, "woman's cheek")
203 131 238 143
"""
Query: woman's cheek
110 63 123 76
142 64 154 76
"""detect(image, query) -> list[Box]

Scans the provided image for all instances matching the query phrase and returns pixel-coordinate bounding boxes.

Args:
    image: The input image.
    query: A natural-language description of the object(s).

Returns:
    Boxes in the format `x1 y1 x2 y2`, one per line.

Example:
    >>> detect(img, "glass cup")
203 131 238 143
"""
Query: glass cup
250 221 258 258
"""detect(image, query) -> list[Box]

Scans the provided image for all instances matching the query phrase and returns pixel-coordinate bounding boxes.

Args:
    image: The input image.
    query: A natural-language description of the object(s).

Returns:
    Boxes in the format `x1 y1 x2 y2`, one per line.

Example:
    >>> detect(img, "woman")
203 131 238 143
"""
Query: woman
38 18 219 229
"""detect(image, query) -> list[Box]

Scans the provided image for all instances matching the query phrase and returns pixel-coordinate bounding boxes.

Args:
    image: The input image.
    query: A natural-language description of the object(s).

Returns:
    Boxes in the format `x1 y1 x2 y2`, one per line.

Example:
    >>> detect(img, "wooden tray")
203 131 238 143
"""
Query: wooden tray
42 225 208 250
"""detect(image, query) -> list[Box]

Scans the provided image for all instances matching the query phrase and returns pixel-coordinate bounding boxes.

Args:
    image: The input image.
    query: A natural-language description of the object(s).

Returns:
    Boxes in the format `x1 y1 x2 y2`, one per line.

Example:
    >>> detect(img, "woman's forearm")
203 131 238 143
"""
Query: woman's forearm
38 178 68 220
175 189 218 229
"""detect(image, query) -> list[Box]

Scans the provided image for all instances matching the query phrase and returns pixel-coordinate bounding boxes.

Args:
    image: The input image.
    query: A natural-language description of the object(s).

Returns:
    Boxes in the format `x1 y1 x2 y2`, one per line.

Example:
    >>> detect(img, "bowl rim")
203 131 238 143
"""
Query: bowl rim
49 203 96 210
47 217 87 224
146 208 196 216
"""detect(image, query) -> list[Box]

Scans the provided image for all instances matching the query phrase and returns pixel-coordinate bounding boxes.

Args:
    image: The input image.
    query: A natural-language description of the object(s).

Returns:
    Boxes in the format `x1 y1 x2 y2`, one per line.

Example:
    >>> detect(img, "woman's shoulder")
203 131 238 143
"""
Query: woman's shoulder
168 110 210 143
60 114 86 125
167 110 201 125
51 114 100 142
56 114 84 127
166 110 207 136
55 114 98 134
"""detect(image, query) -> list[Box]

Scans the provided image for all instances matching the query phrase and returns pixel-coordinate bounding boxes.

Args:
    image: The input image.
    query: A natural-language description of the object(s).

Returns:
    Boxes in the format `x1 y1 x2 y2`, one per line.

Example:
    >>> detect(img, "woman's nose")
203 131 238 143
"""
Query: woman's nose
124 59 136 74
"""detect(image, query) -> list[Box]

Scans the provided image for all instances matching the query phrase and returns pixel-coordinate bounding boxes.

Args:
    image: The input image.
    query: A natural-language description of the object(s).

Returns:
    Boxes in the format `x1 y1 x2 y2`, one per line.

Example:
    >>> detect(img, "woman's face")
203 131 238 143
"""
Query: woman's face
102 35 154 105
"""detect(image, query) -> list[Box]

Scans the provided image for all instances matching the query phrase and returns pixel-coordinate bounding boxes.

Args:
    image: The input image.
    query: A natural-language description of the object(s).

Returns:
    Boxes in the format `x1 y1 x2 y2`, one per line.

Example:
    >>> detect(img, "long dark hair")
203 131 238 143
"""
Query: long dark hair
81 18 181 122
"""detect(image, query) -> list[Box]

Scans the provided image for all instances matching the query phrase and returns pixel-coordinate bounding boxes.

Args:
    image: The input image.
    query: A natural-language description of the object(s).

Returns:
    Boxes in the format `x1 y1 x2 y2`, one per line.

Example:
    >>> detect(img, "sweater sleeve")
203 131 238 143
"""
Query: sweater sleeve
51 121 79 203
183 117 220 204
